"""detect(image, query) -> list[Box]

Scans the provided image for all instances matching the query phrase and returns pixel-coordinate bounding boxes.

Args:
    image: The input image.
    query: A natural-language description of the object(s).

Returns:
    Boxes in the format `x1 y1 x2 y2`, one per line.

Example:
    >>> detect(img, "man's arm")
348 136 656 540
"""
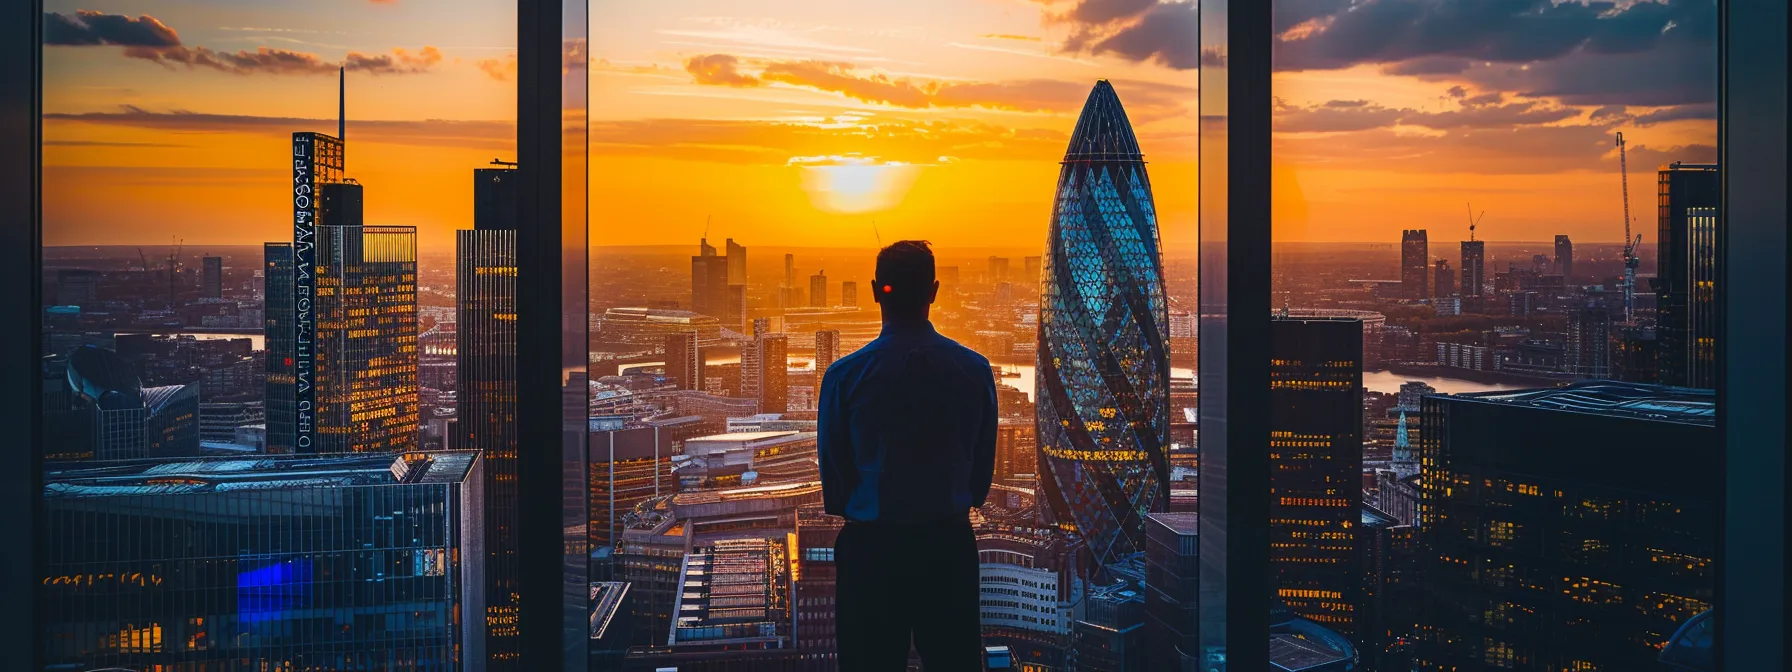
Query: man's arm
970 368 998 508
817 367 855 516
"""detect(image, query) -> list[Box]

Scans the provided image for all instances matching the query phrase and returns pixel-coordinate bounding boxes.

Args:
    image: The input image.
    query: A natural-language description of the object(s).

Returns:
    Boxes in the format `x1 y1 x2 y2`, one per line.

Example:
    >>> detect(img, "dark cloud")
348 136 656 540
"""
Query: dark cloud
1275 122 1712 175
45 107 514 150
344 46 442 75
685 54 760 87
44 11 179 47
127 45 337 75
1275 0 1717 106
1201 47 1227 68
1070 1 1201 70
1588 105 1630 123
1061 0 1157 25
1632 103 1717 126
1275 96 1579 132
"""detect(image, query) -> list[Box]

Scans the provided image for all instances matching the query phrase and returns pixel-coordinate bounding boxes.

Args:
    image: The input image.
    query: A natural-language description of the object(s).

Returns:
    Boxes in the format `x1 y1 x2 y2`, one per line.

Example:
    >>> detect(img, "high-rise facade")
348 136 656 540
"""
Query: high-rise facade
665 331 703 391
690 239 728 319
40 451 485 672
1432 258 1452 299
1460 240 1485 301
840 281 858 308
201 256 223 299
725 238 747 285
1143 512 1199 671
263 242 296 454
1036 81 1171 571
1655 162 1721 388
814 330 840 391
809 270 827 308
588 424 676 551
1268 316 1363 636
314 224 419 453
1024 255 1042 283
1567 304 1612 379
1417 383 1716 670
759 333 788 413
794 504 843 653
783 253 796 289
989 256 1011 283
1401 230 1428 299
457 164 520 670
1554 234 1573 279
286 131 346 453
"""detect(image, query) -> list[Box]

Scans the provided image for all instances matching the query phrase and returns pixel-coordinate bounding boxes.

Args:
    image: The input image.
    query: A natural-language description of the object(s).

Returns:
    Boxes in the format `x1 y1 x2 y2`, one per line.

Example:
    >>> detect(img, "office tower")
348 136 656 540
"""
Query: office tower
201 256 223 299
939 265 960 287
664 331 704 391
690 239 728 319
840 281 858 308
784 252 796 289
1269 316 1363 636
57 345 145 460
794 505 843 652
1401 230 1428 298
1024 255 1042 283
1554 234 1574 279
1070 582 1146 671
458 163 520 670
1432 258 1452 298
1037 80 1171 572
1417 383 1716 670
588 424 676 551
994 420 1037 486
286 130 346 453
1614 326 1661 384
1655 162 1721 388
724 283 746 332
1359 506 1417 672
758 333 789 413
263 243 296 454
725 238 747 285
1460 240 1485 300
988 255 1011 283
1143 512 1199 671
809 270 827 307
310 224 418 454
814 330 840 385
1568 304 1613 379
976 527 1086 669
41 451 484 672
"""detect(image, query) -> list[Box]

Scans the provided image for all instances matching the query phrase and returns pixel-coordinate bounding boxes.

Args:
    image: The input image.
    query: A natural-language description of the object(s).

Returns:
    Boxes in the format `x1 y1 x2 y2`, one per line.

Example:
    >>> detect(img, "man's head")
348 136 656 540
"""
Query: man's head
872 240 939 317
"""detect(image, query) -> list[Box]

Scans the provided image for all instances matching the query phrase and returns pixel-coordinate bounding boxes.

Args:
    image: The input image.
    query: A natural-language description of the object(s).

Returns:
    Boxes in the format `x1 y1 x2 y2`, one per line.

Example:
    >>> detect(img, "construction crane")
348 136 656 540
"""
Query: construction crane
1617 132 1643 324
136 247 150 273
1466 203 1485 241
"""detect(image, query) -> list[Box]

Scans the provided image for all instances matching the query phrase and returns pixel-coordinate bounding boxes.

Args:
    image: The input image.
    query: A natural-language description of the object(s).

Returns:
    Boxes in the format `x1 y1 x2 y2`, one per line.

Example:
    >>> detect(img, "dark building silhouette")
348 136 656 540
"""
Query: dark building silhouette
794 504 843 654
1554 234 1574 279
263 242 295 454
1401 230 1428 298
458 163 521 670
1654 162 1720 388
809 270 827 308
1433 258 1453 299
664 331 704 391
1269 316 1363 638
840 281 858 308
1143 512 1199 671
1568 304 1613 379
40 452 485 672
1417 383 1717 670
1037 81 1171 572
689 239 728 320
813 330 840 393
1460 240 1485 304
725 238 747 285
201 256 223 299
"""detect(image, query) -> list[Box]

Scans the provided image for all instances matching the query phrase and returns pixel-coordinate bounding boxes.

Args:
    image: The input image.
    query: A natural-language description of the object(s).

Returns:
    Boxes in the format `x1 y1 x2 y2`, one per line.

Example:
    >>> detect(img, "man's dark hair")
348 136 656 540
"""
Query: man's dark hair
874 240 936 308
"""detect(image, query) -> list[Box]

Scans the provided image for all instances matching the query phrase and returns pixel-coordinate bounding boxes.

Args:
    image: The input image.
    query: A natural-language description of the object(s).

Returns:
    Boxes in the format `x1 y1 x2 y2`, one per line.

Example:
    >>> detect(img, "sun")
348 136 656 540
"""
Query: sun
791 155 923 214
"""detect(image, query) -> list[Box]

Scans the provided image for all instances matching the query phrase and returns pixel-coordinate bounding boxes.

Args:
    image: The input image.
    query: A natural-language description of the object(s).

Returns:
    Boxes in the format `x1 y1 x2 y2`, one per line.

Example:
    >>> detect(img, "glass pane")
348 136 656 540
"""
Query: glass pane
1196 0 1229 668
562 1 591 669
585 2 1199 669
39 1 518 669
1268 1 1720 670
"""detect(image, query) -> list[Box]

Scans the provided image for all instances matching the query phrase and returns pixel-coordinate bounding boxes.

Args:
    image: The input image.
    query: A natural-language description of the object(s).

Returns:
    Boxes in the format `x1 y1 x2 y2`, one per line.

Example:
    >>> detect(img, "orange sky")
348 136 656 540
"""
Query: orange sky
42 0 1716 249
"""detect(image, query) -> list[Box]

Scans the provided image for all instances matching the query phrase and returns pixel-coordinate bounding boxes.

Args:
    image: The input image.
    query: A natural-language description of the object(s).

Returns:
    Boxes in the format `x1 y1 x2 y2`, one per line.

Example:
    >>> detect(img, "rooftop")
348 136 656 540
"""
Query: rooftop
1269 633 1352 671
603 307 717 323
686 431 803 443
1448 381 1714 426
44 451 480 499
1148 511 1199 533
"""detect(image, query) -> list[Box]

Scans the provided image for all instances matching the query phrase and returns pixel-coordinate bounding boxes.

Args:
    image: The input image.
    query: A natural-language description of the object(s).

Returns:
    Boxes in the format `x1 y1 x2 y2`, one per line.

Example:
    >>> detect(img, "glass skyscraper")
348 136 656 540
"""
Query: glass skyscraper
1036 80 1171 572
314 224 419 454
264 242 295 454
1655 162 1721 388
40 451 485 671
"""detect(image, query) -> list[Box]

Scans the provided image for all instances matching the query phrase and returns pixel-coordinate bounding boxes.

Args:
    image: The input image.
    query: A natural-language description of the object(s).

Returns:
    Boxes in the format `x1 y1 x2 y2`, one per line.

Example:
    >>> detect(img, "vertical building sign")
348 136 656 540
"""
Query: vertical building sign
291 133 318 451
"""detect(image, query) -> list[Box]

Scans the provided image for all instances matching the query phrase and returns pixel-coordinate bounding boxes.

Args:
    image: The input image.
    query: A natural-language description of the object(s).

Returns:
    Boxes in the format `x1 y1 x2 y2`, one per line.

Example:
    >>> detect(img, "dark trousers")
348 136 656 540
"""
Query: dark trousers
835 516 982 672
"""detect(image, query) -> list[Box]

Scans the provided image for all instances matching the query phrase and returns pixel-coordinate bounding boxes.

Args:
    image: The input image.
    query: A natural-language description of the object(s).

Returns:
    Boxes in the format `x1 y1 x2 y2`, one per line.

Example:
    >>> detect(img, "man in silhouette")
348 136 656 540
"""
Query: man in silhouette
820 240 996 672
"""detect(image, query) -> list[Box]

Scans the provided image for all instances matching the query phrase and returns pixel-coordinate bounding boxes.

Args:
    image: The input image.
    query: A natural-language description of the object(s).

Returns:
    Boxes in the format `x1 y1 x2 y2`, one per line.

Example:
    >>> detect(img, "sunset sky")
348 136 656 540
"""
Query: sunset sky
42 0 1716 249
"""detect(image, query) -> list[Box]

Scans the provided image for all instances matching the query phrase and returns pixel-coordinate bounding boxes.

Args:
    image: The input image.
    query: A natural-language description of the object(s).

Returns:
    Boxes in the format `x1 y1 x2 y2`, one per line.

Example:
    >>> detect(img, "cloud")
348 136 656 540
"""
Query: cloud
1274 93 1579 132
126 45 338 75
587 116 1077 165
1062 1 1201 70
1274 0 1717 106
1632 102 1717 126
344 46 442 74
45 107 514 150
981 34 1042 42
1274 117 1714 176
479 55 518 81
685 54 760 87
44 10 180 47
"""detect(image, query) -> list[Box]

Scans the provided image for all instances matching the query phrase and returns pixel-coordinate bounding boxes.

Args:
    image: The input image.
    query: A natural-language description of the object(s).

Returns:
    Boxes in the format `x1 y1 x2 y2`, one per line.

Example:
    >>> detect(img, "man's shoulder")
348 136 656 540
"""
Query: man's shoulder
928 333 993 371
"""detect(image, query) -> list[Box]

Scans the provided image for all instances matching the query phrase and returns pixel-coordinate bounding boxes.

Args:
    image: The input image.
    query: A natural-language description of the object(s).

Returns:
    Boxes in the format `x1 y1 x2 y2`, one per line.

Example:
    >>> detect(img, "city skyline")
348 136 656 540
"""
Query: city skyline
43 1 1716 248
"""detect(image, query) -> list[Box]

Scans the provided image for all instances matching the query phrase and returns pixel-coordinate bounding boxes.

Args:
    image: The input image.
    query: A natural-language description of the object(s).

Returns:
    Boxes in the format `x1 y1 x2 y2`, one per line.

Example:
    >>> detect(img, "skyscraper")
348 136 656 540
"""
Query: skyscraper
725 238 747 285
458 163 520 670
1433 258 1453 299
724 283 746 332
1268 316 1363 637
989 256 1011 283
809 270 827 307
1417 383 1716 670
784 252 796 289
313 224 419 453
1401 230 1428 299
263 242 295 454
1568 304 1612 379
40 451 486 672
690 240 727 319
1037 81 1171 571
664 331 703 391
814 330 840 389
1143 512 1200 671
202 255 223 299
759 333 788 413
285 130 345 453
1655 162 1721 388
1024 255 1042 283
1460 240 1485 303
1554 234 1574 279
840 281 858 308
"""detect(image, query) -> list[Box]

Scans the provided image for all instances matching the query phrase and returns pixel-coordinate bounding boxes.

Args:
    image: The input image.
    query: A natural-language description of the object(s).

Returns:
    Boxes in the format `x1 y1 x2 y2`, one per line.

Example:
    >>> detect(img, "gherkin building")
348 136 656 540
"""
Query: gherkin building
1035 80 1171 572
